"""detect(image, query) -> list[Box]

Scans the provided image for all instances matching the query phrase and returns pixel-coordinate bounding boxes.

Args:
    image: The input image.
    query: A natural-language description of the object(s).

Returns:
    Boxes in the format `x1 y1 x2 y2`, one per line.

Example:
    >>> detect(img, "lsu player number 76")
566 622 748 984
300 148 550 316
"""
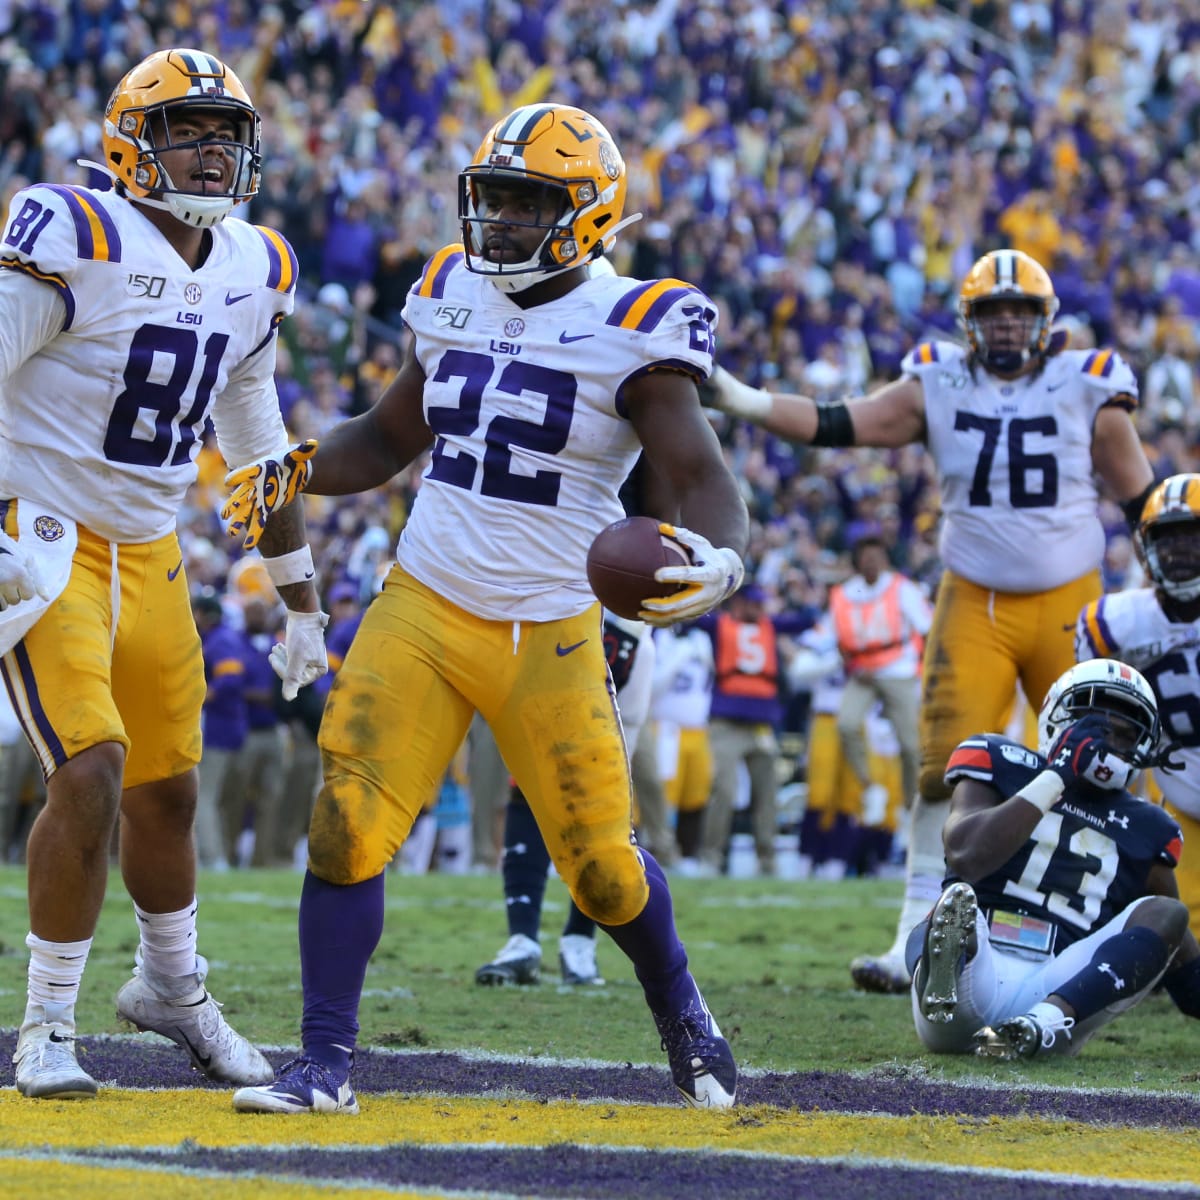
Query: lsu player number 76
703 246 1157 996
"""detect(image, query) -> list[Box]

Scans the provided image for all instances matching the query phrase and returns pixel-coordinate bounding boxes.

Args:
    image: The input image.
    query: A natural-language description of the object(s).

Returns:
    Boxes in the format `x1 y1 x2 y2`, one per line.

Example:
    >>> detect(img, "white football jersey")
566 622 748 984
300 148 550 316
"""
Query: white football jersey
398 245 717 621
1076 587 1200 818
0 184 295 542
909 341 1137 592
651 626 715 728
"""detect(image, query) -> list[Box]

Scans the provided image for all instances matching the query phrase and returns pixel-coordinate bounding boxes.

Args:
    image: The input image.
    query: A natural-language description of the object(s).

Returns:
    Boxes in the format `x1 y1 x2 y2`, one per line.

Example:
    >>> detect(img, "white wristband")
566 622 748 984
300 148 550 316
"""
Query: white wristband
261 546 315 588
709 365 773 421
1015 769 1065 815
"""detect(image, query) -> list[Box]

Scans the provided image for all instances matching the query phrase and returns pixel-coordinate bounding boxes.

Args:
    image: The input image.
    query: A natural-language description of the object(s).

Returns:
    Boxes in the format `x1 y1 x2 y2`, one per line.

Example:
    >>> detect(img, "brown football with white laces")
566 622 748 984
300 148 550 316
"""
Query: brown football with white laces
586 516 691 620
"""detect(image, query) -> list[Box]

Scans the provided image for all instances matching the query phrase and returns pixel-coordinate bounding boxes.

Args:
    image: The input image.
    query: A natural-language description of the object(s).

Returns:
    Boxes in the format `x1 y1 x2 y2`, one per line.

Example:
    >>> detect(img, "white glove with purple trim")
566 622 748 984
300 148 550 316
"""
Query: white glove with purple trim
269 609 330 701
0 528 50 610
638 523 744 626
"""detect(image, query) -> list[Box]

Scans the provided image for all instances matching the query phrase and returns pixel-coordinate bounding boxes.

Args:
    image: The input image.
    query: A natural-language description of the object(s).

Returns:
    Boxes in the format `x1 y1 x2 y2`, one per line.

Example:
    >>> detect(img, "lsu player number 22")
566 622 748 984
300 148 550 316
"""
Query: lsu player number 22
0 47 324 1102
705 247 1156 995
228 102 749 1117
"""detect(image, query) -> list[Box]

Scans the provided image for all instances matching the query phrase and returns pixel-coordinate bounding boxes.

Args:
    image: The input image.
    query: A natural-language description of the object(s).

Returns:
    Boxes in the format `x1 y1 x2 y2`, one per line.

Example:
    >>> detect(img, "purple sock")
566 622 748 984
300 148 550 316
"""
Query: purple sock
799 808 827 862
599 850 694 1016
299 869 385 1072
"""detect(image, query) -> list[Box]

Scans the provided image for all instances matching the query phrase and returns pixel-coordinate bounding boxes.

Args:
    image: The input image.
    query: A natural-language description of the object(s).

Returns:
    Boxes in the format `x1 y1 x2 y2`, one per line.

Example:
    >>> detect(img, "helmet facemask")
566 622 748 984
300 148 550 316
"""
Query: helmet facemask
459 170 582 294
958 249 1059 376
963 297 1051 375
1142 523 1200 602
114 99 260 228
1137 478 1200 604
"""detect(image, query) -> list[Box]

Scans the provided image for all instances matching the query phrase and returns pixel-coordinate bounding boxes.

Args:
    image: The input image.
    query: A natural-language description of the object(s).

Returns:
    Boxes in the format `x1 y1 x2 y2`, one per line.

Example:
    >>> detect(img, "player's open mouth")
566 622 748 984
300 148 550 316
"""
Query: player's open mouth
191 165 228 191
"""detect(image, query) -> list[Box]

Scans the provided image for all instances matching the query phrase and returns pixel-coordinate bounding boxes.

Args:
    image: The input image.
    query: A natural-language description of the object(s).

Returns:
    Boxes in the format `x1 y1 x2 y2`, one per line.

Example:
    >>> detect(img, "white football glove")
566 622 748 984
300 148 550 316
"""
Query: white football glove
0 528 51 610
222 439 318 551
638 523 744 627
269 609 330 701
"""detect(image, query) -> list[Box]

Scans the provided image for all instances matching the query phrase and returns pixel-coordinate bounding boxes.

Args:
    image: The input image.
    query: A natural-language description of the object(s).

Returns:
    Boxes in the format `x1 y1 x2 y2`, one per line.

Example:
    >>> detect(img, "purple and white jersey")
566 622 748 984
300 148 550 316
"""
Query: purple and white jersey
0 184 295 542
397 245 717 622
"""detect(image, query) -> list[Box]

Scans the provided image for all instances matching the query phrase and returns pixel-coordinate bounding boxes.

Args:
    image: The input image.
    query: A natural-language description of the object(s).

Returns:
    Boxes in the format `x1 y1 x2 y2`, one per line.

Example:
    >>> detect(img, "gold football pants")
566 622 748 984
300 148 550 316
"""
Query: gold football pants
2 505 202 789
314 565 649 924
918 569 1100 800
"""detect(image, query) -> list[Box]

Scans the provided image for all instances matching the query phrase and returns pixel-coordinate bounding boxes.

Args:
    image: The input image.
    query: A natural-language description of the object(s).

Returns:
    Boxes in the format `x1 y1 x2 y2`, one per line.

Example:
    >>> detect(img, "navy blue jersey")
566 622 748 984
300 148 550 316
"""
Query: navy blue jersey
943 734 1183 950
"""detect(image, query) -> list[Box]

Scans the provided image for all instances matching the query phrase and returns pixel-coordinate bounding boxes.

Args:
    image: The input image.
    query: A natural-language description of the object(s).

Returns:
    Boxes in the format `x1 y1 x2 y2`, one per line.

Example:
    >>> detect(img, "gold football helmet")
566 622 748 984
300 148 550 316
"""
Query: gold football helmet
102 48 260 228
1136 473 1200 602
459 103 636 293
958 249 1060 374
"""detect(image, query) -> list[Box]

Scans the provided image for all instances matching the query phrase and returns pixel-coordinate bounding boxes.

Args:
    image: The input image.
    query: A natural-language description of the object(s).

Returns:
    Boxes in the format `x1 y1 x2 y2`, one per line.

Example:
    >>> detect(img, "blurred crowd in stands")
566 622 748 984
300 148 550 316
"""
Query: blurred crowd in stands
2 0 1199 872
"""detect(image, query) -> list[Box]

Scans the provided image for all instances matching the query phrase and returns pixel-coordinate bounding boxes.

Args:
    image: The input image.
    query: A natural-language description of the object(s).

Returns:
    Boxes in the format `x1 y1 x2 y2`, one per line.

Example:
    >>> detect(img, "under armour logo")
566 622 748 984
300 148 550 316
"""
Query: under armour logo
1107 811 1130 829
1098 962 1126 990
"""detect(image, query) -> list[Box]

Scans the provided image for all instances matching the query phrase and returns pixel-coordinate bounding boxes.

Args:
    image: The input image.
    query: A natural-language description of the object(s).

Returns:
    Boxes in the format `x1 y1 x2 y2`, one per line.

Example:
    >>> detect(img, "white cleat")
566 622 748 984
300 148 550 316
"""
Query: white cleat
13 1005 98 1100
916 882 978 1023
559 934 604 986
116 966 272 1085
233 1055 359 1115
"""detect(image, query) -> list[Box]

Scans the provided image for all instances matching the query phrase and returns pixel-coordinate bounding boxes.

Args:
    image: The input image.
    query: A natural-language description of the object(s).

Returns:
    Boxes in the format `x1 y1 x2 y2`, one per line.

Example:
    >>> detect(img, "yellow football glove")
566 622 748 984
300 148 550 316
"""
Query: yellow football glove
222 440 318 551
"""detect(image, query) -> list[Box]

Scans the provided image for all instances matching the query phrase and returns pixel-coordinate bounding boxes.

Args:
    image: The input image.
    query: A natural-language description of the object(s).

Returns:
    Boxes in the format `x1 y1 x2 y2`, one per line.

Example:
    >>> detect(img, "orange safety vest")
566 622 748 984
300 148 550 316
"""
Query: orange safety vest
829 574 908 674
714 613 778 699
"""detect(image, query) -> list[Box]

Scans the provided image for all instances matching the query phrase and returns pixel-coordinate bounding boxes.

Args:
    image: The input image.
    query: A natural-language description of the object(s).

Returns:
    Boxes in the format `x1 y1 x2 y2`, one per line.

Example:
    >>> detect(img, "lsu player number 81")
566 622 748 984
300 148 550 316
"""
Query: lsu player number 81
0 47 323 1103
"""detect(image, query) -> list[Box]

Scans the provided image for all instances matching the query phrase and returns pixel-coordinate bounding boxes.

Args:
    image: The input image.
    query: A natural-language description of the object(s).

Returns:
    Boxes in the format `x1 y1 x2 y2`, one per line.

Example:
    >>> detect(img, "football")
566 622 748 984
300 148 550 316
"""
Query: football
586 516 691 620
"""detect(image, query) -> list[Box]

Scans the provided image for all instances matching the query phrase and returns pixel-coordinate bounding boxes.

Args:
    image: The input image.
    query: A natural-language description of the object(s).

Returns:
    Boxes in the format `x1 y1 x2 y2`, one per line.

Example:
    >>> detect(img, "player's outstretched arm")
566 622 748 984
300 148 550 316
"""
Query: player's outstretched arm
222 341 432 550
706 364 926 449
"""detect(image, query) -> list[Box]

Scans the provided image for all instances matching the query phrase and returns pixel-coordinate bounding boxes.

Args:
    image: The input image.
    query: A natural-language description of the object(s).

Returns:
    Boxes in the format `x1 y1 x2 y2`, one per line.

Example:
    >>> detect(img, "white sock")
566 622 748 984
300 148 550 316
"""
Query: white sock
1028 1000 1070 1028
399 812 437 874
134 898 199 982
887 796 947 958
25 932 92 1020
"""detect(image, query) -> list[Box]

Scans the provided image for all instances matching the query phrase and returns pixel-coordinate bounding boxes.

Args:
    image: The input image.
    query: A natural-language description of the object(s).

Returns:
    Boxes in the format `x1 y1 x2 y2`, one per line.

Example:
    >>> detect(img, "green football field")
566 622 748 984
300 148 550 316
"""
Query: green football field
1 864 1194 1093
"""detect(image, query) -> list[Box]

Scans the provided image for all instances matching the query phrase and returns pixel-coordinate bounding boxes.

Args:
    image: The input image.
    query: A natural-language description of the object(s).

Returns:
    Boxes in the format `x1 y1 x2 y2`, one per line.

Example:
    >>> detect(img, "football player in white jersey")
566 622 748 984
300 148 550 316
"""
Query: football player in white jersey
1077 473 1200 952
0 49 326 1100
226 103 748 1114
706 249 1155 993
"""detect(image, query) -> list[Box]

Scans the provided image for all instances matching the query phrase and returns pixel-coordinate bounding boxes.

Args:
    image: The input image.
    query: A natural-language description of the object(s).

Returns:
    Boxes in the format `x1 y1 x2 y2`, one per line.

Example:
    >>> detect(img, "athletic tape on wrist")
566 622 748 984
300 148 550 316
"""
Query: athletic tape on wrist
1015 770 1065 814
262 546 315 588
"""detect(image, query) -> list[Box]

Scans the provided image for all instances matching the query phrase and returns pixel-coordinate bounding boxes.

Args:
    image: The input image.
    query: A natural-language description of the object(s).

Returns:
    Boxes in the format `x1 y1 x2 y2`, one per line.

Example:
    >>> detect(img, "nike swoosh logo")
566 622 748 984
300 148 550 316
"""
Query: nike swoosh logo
556 638 588 656
48 1030 72 1043
225 292 252 305
559 332 594 344
1046 381 1067 392
179 1029 213 1071
168 560 183 582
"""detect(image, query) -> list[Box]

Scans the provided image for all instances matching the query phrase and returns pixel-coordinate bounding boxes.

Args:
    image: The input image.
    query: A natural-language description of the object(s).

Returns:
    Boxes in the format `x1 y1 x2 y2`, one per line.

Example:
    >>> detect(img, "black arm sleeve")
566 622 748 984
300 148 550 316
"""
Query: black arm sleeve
812 401 856 448
1121 481 1156 529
